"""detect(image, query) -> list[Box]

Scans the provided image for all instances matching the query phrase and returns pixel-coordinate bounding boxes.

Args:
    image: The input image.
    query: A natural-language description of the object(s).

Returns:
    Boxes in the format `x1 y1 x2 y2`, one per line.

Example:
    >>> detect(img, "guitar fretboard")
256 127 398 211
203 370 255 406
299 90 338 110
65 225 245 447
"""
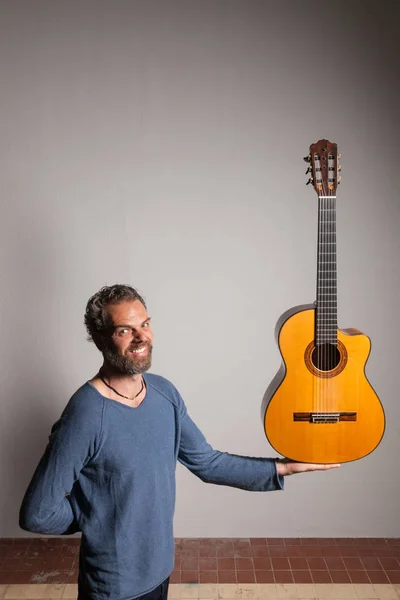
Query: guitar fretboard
316 195 337 345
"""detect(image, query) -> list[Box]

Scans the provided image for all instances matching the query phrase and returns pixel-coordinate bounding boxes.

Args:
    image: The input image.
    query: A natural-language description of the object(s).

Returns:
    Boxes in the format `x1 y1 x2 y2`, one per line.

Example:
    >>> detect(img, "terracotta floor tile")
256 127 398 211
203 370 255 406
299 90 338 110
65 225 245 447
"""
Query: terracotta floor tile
181 570 199 583
199 571 218 583
252 546 270 558
7 570 36 584
387 572 400 583
289 557 308 570
343 557 364 570
234 540 251 548
255 570 275 583
199 557 217 570
218 558 235 570
181 557 198 570
181 548 198 559
325 557 345 570
368 570 390 583
292 570 313 583
218 570 236 583
199 546 217 558
361 557 383 570
182 539 200 547
302 546 323 557
311 570 332 583
284 546 304 557
63 547 80 558
368 538 388 546
217 546 234 558
31 570 71 584
285 538 301 546
335 538 354 545
337 546 359 557
250 538 267 546
271 557 290 570
0 558 22 570
253 558 272 570
267 538 284 545
356 547 376 557
330 570 351 583
376 549 398 558
235 558 253 570
320 538 337 546
307 557 326 570
237 570 255 583
216 540 234 548
11 538 33 546
347 570 370 583
234 546 252 558
274 570 294 583
6 549 25 559
380 558 400 570
199 538 217 546
169 571 180 583
320 546 341 557
0 571 17 584
67 569 79 583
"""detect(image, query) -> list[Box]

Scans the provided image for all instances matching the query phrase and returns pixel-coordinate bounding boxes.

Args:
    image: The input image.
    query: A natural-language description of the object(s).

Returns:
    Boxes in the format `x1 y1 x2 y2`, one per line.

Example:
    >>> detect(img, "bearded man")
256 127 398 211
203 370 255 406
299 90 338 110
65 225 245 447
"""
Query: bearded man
19 284 339 600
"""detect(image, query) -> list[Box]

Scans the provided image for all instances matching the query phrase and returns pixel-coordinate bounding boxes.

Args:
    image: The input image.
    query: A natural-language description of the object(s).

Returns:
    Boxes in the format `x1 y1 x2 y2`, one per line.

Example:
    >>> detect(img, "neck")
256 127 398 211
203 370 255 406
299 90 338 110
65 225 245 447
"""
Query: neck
100 363 143 383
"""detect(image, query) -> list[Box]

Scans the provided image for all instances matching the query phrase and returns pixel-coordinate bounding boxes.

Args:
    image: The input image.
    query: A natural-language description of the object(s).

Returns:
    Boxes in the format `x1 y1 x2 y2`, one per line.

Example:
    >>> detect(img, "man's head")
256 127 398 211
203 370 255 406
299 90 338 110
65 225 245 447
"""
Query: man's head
84 284 153 375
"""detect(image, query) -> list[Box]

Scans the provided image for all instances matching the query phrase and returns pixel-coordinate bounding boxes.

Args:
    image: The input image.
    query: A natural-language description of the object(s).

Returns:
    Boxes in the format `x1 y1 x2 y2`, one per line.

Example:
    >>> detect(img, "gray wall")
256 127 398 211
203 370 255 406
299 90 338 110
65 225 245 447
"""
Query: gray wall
1 0 399 538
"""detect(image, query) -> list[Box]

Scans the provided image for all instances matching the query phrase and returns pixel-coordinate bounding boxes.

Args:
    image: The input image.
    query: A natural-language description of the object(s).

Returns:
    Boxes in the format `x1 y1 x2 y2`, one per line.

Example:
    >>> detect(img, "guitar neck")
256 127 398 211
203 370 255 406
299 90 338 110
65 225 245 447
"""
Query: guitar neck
316 194 338 345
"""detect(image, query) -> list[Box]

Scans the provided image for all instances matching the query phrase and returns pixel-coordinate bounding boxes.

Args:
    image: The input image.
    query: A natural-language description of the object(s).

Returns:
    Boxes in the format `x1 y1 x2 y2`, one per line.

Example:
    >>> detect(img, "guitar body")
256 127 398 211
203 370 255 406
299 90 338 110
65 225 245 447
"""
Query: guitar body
262 304 385 463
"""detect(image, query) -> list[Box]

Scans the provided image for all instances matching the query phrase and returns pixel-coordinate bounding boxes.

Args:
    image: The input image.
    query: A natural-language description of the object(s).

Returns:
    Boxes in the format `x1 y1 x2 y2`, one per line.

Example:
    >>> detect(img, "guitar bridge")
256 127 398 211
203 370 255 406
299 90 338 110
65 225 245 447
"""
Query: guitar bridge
293 412 357 424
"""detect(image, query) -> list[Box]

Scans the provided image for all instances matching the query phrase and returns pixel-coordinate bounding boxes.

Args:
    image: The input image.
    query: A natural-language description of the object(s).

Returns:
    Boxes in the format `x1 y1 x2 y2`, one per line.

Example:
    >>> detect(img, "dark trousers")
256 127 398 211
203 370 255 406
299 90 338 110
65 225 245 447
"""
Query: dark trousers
78 576 170 600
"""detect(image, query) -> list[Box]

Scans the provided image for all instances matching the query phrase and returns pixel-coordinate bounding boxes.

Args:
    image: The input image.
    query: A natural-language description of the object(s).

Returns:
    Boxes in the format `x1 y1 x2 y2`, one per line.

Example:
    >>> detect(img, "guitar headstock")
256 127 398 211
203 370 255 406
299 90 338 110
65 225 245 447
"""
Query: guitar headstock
304 139 341 196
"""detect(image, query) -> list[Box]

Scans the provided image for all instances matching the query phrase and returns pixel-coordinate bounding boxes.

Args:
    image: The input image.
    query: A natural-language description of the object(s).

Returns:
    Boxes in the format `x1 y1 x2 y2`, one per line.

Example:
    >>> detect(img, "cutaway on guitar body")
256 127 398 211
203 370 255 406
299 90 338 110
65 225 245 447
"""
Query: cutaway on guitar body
261 304 385 464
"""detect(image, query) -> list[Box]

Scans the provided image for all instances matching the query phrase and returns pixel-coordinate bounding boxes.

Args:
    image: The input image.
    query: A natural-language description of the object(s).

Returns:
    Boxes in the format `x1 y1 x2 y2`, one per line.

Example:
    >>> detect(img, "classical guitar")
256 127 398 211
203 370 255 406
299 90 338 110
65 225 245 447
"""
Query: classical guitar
262 139 385 463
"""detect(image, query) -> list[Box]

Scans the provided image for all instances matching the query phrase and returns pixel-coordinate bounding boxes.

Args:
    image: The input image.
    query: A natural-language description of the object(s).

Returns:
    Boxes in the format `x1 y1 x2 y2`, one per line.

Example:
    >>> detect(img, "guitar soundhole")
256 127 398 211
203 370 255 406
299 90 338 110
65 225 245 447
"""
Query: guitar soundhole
311 343 341 372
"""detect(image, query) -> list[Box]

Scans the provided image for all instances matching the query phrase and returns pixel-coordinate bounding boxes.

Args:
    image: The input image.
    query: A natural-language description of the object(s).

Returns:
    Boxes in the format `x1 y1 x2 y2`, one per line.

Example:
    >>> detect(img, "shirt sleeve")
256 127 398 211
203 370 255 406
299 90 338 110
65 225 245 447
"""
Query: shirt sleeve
177 401 284 492
19 392 103 535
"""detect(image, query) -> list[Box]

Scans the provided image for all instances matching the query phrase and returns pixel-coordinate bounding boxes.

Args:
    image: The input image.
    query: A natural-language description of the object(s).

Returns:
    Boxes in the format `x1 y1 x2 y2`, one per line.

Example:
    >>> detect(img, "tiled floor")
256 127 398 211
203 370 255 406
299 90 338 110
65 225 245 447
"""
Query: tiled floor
0 538 399 592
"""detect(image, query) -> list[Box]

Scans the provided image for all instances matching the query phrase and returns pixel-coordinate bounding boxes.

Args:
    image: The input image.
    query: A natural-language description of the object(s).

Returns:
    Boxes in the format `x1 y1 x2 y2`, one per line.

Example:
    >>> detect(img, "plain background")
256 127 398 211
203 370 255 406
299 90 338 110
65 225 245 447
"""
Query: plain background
0 0 399 538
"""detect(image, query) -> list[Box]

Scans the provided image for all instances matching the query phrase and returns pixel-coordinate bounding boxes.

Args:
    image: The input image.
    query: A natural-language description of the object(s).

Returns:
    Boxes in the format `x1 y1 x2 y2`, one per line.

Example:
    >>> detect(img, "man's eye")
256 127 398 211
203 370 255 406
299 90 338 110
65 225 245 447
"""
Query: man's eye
143 322 149 328
118 328 131 336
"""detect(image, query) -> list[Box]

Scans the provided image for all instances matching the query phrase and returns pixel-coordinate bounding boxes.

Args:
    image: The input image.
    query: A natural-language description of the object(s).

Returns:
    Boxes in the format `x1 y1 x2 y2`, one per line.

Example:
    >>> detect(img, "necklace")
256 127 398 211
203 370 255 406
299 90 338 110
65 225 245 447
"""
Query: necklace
99 370 145 401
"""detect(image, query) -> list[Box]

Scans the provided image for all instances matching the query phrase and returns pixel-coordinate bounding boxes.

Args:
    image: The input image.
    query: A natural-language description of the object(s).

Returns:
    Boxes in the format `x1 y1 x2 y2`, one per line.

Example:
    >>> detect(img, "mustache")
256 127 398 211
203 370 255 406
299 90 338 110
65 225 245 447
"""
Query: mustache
128 340 152 351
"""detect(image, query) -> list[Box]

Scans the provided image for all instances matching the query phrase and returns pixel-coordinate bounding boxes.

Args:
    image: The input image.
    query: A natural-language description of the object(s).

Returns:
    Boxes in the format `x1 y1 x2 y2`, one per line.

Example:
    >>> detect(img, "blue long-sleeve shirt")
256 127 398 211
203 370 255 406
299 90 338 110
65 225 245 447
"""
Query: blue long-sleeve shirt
19 373 284 600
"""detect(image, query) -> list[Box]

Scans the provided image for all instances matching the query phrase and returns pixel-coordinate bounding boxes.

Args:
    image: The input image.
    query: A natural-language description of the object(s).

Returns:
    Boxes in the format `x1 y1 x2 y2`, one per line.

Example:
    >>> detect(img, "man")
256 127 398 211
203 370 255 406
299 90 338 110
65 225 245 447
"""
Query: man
19 284 339 600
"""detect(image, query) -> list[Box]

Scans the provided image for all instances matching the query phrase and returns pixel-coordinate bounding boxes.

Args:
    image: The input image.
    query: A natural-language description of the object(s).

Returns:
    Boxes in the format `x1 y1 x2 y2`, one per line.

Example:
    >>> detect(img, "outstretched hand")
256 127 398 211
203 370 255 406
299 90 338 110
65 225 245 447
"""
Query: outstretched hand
276 458 340 476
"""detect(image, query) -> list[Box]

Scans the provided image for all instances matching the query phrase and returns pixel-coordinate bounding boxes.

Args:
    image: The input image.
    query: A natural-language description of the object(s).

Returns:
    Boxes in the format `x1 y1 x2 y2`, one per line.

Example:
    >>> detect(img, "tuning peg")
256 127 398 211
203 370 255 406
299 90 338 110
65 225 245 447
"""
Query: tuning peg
337 165 342 172
305 167 312 174
337 177 341 184
303 154 311 163
338 153 341 159
306 177 314 186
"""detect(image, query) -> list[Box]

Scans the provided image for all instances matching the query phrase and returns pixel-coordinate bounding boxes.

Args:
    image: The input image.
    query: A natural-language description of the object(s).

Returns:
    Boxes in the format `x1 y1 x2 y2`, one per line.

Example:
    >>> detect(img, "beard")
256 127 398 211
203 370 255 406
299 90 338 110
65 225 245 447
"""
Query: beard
103 341 153 375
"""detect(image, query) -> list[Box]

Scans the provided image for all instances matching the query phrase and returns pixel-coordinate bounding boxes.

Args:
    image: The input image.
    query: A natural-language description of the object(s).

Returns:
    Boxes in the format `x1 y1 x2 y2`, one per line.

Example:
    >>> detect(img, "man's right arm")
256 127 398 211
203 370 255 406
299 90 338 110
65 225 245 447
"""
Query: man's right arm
19 393 103 535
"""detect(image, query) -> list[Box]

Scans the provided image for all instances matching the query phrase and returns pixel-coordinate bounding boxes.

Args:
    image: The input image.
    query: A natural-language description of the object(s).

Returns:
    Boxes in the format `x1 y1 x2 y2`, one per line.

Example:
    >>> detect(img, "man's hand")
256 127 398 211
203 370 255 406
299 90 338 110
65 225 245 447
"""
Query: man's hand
276 458 340 476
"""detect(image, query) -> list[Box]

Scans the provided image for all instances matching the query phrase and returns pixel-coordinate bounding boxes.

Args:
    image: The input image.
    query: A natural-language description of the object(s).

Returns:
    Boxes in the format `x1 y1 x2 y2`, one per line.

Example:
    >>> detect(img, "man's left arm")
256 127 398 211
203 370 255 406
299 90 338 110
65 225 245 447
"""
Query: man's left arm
178 409 339 491
178 409 284 492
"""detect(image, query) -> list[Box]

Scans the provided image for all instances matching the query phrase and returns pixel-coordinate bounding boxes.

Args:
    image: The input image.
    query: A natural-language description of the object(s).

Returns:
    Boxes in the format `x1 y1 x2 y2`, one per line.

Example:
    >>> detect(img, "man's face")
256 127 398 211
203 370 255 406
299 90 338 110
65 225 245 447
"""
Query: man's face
100 300 153 375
